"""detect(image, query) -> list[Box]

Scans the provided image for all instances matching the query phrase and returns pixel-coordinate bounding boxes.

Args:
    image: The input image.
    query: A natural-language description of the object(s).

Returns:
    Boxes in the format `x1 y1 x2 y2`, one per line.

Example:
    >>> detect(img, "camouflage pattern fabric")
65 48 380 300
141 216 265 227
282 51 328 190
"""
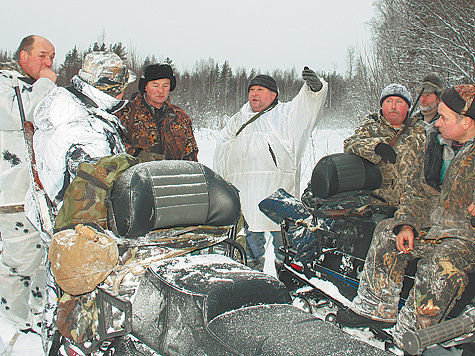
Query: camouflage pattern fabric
393 126 475 242
54 154 141 230
116 92 198 161
344 112 426 206
0 60 55 330
56 291 98 344
412 110 440 126
351 132 475 346
352 218 475 346
78 52 136 96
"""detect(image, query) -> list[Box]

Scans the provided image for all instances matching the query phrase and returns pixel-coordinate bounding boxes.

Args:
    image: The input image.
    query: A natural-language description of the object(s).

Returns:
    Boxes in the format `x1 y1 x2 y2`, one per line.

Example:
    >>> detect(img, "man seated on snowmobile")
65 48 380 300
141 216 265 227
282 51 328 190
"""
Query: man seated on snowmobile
213 68 327 272
25 51 135 354
337 84 475 350
343 84 426 206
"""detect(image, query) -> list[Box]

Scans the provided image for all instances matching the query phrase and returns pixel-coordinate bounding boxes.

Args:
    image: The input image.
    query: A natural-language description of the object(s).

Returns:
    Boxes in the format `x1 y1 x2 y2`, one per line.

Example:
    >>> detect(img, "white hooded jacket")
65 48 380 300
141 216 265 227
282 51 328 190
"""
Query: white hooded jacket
214 81 327 231
0 63 56 206
32 75 126 206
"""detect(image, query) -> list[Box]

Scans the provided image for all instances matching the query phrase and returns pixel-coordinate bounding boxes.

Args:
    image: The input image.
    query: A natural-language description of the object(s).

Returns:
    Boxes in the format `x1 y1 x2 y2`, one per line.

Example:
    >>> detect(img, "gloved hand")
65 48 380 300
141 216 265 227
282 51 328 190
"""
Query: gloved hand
137 150 166 162
302 66 322 92
375 142 397 163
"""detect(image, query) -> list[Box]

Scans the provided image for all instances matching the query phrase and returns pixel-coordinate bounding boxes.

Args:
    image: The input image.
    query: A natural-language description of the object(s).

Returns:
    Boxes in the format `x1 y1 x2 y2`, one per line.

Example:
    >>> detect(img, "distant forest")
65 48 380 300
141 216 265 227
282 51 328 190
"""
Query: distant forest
1 0 474 130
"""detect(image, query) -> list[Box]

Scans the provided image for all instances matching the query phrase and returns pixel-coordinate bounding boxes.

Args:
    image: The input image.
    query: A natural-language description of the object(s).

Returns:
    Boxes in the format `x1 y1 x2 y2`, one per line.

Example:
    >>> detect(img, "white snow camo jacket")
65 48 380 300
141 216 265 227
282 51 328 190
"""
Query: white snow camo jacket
214 81 327 231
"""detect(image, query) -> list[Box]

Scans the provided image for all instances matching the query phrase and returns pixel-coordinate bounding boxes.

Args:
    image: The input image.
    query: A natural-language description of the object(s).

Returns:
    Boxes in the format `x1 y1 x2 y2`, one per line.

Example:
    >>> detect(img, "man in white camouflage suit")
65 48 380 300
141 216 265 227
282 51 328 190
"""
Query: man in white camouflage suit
0 35 57 332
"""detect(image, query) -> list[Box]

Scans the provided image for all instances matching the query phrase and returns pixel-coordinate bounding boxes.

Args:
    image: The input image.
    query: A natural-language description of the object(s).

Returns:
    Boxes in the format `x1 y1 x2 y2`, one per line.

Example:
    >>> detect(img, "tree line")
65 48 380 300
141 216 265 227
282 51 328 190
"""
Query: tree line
1 0 474 130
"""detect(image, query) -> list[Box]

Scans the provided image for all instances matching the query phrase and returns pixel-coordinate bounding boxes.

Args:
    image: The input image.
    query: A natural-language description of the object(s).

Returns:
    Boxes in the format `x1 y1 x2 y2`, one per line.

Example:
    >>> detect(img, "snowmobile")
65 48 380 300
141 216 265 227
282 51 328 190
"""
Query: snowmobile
51 159 390 356
259 152 475 355
12 74 388 356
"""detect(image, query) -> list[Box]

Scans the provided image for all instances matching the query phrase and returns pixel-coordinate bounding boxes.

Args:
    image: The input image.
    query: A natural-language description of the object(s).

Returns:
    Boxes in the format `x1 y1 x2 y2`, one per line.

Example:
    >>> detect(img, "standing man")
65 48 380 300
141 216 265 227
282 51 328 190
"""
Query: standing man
344 84 426 206
337 85 475 350
32 51 135 207
28 51 135 353
116 63 198 162
0 35 57 332
413 72 445 124
214 68 327 272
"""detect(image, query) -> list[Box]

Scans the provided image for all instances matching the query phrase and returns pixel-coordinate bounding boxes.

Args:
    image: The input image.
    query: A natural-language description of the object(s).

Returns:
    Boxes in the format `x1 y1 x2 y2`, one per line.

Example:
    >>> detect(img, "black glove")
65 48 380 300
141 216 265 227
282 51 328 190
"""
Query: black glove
375 143 397 164
302 66 322 92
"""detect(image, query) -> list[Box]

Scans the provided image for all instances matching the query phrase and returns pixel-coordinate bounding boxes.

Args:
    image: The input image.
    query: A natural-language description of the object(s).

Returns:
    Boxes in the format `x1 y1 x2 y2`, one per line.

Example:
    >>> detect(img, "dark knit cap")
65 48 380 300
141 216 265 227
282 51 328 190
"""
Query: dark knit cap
441 84 475 120
139 64 176 93
247 74 278 95
418 72 445 97
380 83 412 108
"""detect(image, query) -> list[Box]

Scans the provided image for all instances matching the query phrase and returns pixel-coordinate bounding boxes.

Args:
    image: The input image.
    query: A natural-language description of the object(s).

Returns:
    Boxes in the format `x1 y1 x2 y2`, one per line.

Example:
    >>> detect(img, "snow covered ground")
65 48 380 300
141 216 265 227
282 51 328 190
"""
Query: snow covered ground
0 126 350 355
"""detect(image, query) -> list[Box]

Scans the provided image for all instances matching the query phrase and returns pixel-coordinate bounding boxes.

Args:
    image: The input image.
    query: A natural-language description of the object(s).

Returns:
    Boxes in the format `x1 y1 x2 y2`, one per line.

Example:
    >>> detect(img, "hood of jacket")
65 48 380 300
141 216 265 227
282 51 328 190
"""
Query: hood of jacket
35 75 126 131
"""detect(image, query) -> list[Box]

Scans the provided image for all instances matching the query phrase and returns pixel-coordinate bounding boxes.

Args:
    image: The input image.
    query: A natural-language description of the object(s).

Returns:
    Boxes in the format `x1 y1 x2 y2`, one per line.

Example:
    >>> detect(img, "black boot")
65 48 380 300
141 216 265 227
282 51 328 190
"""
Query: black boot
336 308 395 329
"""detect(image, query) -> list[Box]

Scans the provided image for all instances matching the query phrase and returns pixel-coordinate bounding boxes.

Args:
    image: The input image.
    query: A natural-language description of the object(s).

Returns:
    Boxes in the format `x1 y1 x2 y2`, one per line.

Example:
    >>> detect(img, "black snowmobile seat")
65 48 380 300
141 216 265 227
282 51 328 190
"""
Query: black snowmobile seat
107 160 241 238
207 304 392 355
311 152 382 199
130 254 292 355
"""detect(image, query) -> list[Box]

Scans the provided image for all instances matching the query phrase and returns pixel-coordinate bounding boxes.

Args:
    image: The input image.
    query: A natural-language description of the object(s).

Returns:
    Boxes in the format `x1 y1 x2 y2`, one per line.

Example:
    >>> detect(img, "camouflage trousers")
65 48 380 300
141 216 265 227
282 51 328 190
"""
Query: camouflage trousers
351 218 475 346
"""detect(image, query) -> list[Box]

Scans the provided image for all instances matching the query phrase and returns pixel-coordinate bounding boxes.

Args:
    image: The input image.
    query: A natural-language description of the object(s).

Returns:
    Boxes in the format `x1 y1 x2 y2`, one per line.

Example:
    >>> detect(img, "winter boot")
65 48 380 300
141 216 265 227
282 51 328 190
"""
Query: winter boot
247 257 265 272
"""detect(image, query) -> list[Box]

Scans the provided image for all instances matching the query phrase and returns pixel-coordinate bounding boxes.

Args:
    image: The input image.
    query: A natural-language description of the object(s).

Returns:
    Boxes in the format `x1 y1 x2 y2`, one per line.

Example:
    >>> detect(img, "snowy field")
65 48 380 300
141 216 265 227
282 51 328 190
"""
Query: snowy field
0 127 351 355
195 127 352 195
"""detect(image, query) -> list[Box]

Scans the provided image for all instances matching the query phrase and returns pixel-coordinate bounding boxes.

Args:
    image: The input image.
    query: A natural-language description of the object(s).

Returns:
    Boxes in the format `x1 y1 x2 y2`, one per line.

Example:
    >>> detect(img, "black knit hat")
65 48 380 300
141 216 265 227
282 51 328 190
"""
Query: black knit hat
418 72 445 97
247 74 278 95
139 64 176 93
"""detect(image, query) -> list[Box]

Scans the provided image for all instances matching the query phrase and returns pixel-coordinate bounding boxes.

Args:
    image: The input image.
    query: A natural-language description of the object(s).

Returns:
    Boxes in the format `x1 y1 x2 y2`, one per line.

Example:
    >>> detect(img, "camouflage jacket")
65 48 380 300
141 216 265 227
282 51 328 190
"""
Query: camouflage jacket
343 112 426 205
412 110 440 126
394 123 475 242
116 93 198 161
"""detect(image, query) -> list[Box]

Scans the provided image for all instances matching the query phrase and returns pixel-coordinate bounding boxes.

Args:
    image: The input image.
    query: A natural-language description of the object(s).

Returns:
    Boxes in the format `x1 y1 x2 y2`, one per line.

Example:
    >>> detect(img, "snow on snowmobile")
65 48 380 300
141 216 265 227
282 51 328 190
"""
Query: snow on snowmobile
48 159 390 356
259 152 475 355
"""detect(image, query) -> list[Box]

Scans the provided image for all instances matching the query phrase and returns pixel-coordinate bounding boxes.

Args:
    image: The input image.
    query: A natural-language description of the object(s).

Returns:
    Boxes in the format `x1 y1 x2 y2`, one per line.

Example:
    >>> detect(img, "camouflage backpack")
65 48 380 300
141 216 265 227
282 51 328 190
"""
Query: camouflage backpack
54 154 141 230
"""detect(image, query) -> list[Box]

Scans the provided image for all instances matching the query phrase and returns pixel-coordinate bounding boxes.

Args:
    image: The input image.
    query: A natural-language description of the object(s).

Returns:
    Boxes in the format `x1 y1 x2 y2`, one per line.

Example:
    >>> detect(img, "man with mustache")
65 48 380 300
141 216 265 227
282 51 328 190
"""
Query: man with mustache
344 84 426 206
413 72 445 124
338 84 475 351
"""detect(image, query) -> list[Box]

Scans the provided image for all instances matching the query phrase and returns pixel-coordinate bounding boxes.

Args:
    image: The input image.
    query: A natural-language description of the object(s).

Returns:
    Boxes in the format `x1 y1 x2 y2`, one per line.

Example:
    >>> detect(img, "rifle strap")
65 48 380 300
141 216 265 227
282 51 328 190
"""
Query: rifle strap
388 119 411 147
76 170 110 192
235 102 277 137
66 86 98 109
127 100 137 143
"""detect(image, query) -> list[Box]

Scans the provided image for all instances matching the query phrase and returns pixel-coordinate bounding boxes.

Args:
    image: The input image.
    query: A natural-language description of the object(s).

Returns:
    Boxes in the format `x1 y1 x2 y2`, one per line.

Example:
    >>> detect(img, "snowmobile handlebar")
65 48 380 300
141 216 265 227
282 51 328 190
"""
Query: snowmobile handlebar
402 306 475 355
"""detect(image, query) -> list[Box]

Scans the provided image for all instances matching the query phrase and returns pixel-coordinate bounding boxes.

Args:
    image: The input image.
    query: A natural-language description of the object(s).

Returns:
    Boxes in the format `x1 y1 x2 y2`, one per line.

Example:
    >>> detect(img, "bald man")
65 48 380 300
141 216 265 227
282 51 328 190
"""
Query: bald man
0 35 57 331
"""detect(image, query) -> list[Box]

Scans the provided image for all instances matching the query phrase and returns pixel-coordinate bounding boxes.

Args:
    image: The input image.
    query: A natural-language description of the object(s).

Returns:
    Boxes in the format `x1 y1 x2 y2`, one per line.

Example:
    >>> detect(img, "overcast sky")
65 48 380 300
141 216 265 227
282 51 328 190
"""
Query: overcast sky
2 0 375 74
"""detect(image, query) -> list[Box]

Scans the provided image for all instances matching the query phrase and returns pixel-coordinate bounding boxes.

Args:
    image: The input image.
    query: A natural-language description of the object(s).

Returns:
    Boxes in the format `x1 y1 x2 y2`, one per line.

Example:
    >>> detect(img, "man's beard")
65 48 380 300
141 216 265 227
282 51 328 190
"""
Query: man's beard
421 103 437 114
